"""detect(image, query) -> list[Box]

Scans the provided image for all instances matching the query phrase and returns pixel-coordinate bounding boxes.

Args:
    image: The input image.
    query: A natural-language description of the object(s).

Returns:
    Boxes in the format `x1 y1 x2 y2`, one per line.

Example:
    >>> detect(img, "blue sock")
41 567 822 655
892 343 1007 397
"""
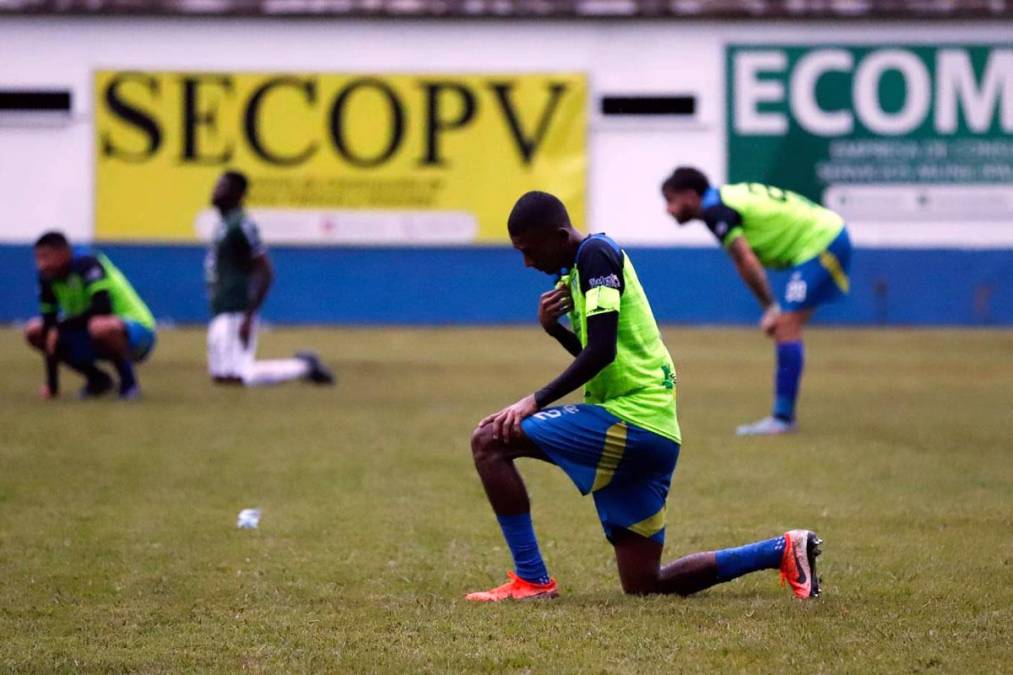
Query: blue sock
715 535 785 582
114 359 137 394
773 341 804 422
496 513 550 584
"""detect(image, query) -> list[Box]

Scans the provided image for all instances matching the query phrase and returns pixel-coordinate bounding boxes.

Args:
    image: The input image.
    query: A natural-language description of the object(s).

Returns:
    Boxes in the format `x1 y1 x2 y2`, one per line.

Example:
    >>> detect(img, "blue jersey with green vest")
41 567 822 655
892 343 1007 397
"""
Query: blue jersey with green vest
701 183 844 269
561 234 680 444
38 252 155 329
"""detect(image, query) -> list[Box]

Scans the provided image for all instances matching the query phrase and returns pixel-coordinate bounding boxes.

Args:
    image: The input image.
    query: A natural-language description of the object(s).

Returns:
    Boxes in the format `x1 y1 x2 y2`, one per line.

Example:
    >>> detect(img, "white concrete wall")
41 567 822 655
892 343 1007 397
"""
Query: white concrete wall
0 16 1009 245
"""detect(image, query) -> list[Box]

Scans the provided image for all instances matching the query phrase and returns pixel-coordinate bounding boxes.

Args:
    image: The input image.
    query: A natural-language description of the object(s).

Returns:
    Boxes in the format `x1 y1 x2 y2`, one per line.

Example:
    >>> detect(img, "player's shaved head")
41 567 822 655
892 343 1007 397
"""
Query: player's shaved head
507 191 571 237
507 191 583 275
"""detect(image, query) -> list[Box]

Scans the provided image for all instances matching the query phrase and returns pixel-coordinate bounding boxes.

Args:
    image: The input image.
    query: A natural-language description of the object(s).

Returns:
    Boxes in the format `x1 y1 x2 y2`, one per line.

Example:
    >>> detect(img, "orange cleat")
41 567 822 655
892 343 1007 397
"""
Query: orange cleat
465 571 559 602
780 529 823 599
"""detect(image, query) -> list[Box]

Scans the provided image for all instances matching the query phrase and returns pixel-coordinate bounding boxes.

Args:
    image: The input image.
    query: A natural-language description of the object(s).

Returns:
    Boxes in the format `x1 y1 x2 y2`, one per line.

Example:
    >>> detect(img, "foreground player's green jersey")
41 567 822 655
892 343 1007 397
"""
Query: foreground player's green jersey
703 183 844 269
205 209 267 316
39 252 155 329
562 234 680 444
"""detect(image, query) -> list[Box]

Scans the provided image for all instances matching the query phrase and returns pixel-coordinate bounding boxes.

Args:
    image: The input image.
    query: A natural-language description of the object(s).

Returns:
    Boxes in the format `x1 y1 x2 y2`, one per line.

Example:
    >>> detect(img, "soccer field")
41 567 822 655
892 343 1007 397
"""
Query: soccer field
1 326 1010 672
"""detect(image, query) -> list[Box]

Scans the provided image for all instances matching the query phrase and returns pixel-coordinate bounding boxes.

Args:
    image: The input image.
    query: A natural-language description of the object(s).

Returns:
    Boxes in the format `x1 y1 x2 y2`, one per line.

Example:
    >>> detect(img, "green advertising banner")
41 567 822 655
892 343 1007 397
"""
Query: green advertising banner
726 44 1013 211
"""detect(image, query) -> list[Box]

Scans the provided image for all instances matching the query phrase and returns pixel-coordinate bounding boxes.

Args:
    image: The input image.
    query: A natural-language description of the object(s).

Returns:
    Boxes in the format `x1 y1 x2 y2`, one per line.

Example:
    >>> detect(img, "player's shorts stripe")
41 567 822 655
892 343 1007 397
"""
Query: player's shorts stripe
627 505 667 539
591 421 627 492
819 250 850 293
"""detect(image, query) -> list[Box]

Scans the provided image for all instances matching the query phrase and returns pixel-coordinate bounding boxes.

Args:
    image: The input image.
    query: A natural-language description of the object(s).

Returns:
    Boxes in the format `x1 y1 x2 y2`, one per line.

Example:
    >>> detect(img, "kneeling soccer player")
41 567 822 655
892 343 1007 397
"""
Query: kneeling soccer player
466 191 822 602
205 171 333 387
25 231 156 399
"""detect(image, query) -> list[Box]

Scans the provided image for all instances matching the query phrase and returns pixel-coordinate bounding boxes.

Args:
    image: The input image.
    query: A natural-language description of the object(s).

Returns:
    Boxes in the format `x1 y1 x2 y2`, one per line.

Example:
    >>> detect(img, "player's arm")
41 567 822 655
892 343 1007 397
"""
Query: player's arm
533 241 624 407
483 240 623 440
483 312 618 442
239 220 272 347
727 238 776 309
247 252 274 317
38 279 60 397
726 239 781 335
538 287 581 357
533 311 617 407
702 203 779 327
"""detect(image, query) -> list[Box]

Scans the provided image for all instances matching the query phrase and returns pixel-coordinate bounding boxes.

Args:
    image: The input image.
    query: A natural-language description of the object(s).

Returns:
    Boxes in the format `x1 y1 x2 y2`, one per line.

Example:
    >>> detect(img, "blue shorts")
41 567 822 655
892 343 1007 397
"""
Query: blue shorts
782 227 852 312
123 320 156 362
521 404 680 545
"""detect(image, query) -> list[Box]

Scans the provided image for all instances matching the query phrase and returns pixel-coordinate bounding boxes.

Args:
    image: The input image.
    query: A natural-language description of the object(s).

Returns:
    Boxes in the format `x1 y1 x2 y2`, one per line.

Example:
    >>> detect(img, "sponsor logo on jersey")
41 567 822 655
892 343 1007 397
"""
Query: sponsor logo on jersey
587 273 621 289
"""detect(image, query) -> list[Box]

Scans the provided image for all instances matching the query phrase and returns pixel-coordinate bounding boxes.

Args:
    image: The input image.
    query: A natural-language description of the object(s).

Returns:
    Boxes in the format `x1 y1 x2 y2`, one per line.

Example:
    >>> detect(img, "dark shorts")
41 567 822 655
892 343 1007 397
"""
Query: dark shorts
783 227 853 312
59 319 156 364
520 404 680 545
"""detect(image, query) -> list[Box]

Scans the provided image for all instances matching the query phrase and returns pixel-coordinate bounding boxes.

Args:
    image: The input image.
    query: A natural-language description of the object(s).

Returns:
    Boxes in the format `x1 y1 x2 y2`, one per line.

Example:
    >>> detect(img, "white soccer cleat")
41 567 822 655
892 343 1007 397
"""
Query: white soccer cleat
736 416 797 436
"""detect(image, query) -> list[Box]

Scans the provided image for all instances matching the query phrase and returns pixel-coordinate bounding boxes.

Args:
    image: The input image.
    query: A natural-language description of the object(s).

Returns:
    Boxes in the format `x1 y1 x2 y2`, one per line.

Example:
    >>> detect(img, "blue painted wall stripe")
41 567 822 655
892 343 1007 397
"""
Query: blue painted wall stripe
1 244 1010 326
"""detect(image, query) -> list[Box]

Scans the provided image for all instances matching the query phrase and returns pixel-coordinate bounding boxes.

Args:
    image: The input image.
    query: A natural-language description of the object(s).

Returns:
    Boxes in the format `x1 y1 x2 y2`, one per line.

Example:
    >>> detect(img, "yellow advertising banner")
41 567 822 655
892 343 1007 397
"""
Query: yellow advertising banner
94 71 587 244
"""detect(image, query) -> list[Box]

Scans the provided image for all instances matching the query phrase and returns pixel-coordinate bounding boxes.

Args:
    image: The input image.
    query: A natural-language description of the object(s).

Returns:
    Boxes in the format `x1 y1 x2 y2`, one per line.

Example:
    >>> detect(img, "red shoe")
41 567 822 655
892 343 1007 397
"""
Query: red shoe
780 529 823 599
465 571 559 602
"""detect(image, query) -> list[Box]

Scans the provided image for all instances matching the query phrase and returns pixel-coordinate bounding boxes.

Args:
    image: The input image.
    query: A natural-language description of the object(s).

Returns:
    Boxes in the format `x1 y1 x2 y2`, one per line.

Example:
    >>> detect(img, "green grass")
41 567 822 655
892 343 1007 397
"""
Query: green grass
0 326 1010 673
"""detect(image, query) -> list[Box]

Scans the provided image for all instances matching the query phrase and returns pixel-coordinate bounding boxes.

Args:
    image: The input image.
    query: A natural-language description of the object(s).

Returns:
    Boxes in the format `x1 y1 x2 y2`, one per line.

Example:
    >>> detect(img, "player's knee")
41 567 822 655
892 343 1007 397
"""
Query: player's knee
24 318 44 348
87 316 114 339
470 424 499 465
776 311 808 342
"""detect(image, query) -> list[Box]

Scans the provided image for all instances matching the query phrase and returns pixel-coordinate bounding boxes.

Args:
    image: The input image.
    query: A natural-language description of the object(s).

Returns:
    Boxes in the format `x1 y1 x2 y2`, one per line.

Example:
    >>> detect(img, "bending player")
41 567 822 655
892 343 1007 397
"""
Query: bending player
205 171 333 387
661 167 852 435
24 231 156 399
466 191 822 602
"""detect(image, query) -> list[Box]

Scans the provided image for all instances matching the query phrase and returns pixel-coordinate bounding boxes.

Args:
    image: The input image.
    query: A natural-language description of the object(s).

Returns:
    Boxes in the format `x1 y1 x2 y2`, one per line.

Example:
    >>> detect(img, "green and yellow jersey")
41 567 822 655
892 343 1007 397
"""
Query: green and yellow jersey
702 183 844 269
39 252 155 329
562 234 680 444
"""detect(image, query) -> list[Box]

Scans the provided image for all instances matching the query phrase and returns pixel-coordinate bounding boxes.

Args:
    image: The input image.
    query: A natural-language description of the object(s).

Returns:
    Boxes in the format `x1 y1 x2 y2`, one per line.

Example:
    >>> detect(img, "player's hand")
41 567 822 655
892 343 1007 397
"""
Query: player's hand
239 313 253 348
38 383 57 400
479 394 540 442
538 288 572 331
760 303 781 337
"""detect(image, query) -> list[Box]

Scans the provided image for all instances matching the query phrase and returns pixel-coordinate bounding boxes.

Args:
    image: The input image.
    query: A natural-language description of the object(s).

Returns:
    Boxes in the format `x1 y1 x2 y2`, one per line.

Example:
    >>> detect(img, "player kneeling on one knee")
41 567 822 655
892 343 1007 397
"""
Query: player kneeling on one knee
26 231 156 400
204 170 334 388
465 191 823 602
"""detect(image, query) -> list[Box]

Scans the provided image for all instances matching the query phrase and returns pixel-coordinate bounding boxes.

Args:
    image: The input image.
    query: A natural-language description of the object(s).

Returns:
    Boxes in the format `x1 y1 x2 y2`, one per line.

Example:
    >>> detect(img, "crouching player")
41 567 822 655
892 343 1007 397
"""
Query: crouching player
466 191 822 602
25 231 156 399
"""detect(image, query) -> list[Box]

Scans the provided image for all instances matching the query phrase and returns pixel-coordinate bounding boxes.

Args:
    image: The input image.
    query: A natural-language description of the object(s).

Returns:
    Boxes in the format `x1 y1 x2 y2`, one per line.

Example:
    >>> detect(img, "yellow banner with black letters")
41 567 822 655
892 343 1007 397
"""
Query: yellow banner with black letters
95 71 587 244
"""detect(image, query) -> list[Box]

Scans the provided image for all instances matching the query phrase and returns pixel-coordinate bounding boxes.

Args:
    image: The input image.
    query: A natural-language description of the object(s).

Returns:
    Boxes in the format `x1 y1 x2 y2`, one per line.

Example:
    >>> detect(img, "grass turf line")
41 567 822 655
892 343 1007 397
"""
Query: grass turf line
0 327 1010 672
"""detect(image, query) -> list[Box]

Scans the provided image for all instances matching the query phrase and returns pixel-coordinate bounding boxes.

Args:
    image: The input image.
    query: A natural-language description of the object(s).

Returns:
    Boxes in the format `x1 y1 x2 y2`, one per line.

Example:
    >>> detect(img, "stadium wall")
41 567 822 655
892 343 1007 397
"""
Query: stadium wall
1 243 1009 326
1 17 1010 325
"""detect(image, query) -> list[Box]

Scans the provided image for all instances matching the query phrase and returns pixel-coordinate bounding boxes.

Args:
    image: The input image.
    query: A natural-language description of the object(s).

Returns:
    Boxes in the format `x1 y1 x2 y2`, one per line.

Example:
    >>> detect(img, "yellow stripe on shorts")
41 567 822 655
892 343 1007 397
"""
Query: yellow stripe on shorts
819 250 850 294
628 505 667 539
591 422 627 492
